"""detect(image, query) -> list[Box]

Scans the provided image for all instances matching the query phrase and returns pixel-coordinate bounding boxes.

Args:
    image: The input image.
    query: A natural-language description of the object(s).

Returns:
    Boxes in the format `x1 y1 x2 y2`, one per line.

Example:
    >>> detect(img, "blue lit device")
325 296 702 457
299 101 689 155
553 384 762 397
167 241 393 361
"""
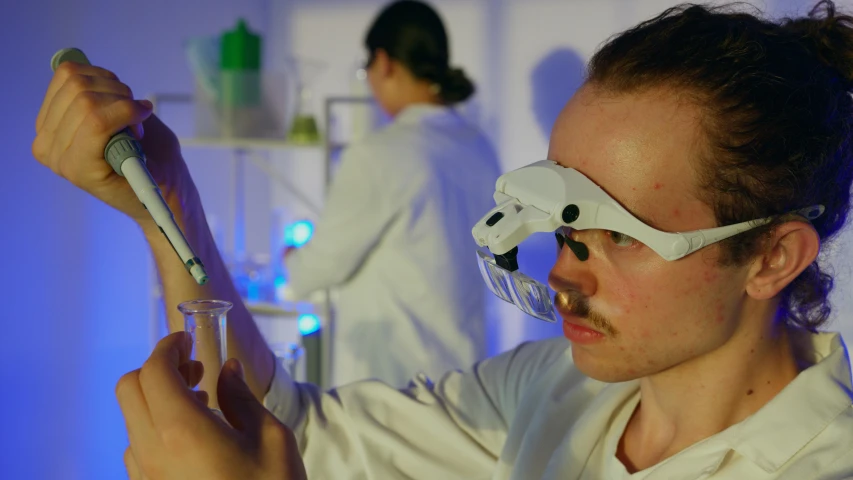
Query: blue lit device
298 314 321 336
285 220 314 248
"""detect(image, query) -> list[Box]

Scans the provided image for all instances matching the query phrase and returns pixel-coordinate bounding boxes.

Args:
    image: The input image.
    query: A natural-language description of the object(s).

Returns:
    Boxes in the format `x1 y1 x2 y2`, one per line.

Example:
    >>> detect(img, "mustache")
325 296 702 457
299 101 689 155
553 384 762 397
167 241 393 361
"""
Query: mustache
554 290 618 337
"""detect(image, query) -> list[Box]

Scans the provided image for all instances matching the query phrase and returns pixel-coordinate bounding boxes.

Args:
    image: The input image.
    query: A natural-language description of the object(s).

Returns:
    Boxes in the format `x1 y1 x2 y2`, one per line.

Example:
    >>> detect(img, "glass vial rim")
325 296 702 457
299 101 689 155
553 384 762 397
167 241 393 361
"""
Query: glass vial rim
177 299 234 315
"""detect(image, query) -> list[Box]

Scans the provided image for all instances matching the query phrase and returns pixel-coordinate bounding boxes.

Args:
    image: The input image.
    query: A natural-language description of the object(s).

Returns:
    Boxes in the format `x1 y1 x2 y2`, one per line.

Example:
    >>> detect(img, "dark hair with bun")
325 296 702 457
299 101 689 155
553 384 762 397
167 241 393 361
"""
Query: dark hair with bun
365 0 475 104
587 1 853 330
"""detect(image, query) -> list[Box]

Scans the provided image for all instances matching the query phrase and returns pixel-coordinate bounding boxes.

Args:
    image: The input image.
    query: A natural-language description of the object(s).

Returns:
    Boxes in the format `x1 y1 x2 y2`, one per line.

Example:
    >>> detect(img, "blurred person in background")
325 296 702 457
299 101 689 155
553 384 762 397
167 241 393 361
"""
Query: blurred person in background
281 0 502 386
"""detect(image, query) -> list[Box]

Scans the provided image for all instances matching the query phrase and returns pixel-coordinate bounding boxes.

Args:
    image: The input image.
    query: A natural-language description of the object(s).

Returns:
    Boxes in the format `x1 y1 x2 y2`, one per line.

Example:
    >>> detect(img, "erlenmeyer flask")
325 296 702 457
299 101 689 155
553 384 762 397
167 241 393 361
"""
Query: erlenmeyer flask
283 56 327 144
178 300 233 410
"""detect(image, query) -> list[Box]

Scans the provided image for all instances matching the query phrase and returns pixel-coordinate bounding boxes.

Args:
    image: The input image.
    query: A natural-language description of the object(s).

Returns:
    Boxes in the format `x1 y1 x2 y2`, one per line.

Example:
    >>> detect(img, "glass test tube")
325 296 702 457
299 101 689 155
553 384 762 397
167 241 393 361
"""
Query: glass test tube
178 300 232 410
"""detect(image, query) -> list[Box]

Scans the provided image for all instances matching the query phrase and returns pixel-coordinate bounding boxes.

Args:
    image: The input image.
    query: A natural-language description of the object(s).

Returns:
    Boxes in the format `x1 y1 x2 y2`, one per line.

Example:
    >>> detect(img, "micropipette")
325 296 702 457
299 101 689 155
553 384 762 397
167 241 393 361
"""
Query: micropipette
51 48 209 285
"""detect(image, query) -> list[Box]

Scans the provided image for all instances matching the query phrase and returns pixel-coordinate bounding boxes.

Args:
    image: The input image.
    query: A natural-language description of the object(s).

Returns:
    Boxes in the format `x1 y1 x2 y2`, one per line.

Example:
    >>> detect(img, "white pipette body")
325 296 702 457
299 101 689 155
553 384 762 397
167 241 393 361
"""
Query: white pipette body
51 48 208 285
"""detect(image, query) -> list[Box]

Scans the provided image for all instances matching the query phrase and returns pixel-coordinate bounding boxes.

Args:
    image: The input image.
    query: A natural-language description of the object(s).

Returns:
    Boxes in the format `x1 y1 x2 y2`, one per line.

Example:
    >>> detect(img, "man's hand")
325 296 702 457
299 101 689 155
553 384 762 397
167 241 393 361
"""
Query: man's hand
32 61 195 227
116 332 307 480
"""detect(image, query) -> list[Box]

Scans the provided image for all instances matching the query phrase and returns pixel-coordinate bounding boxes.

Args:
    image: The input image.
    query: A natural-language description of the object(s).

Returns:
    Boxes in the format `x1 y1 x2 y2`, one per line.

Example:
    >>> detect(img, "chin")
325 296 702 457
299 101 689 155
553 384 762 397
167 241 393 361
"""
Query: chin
570 348 646 383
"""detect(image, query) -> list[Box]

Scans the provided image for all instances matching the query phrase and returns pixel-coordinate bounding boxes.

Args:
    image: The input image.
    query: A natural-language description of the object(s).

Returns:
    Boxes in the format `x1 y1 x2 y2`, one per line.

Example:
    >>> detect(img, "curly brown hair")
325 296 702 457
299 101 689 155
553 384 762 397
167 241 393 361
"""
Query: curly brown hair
587 1 853 331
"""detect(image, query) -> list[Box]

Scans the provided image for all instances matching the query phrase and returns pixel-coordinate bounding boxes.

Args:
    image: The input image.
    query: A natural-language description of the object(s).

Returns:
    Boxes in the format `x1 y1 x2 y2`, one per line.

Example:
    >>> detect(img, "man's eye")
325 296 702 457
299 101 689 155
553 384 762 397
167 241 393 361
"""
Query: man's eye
607 231 637 247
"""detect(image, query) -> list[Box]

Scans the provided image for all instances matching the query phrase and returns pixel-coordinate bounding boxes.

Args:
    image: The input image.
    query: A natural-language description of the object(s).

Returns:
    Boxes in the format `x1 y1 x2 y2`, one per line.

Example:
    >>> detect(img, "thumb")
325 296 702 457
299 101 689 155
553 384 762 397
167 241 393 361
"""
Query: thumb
102 98 154 135
217 359 268 432
128 100 154 140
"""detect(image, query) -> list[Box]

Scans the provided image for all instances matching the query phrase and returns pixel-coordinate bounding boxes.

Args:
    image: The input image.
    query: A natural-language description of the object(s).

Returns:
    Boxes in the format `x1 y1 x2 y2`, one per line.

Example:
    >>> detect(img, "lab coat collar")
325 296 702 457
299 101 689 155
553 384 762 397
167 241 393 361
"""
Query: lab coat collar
542 381 744 480
540 378 639 478
727 332 853 473
545 332 852 479
395 103 456 125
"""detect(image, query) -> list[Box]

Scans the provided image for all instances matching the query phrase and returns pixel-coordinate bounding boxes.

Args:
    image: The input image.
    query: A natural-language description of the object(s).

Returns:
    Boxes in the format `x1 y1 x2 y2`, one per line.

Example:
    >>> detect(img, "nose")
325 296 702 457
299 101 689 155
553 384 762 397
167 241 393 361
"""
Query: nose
549 229 597 296
556 228 590 261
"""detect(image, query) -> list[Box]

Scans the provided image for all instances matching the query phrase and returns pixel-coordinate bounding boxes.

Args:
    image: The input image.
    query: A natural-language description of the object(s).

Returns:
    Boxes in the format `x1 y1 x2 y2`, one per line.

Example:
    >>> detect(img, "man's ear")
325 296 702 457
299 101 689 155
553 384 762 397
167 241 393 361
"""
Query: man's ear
745 221 821 300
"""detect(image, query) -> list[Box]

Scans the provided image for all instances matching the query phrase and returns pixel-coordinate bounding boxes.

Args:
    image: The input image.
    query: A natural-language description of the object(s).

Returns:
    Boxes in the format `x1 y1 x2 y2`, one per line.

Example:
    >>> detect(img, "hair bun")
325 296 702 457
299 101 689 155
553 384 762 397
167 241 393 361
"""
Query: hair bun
438 67 476 104
782 0 853 88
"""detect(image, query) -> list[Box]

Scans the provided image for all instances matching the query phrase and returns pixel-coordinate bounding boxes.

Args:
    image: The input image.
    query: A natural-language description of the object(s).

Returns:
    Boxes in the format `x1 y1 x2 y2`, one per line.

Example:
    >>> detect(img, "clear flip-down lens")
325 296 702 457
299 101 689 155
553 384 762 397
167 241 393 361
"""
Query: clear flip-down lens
476 250 557 323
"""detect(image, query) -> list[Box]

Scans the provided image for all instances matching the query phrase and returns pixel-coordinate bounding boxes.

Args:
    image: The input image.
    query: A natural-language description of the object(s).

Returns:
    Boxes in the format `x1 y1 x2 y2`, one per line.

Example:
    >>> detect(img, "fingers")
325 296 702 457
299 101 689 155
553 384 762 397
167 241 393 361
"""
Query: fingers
37 62 120 132
40 70 133 137
217 359 269 432
115 369 158 477
194 390 210 407
123 447 148 480
38 92 151 178
117 335 217 478
32 59 154 178
138 332 211 431
177 360 204 389
265 421 308 480
41 92 129 174
216 359 308 478
34 93 153 177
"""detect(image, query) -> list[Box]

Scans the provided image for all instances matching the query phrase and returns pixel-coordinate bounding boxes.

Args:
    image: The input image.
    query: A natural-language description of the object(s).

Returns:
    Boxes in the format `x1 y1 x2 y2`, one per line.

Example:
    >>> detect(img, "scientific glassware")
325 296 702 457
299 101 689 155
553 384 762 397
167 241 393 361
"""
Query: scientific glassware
283 56 327 144
179 300 232 410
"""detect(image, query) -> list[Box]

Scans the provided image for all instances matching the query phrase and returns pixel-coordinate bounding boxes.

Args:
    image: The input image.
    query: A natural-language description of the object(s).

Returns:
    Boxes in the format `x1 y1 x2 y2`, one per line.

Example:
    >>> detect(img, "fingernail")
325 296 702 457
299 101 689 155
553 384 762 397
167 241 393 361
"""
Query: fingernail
232 359 245 381
138 99 153 110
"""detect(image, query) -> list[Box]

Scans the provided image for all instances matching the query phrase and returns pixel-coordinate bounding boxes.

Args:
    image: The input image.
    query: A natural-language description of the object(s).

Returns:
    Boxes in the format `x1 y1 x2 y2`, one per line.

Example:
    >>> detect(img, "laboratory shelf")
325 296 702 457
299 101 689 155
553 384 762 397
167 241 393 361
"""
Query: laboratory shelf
246 300 302 317
179 137 322 150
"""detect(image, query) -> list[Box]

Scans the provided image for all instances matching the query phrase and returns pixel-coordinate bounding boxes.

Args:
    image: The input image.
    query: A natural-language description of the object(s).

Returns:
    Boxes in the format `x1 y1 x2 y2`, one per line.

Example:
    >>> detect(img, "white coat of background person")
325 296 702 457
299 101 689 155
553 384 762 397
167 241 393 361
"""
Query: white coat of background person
283 0 502 387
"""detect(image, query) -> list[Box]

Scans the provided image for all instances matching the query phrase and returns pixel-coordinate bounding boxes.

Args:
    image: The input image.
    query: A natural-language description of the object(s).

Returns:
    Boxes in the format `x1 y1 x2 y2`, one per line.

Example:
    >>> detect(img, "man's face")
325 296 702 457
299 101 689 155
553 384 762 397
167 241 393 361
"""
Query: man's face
547 85 751 382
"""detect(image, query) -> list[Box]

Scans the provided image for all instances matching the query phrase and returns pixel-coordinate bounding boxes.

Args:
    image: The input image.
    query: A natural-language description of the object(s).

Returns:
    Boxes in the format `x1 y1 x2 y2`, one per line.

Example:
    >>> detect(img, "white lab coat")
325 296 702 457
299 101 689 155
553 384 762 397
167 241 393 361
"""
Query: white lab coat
264 331 853 480
284 104 501 387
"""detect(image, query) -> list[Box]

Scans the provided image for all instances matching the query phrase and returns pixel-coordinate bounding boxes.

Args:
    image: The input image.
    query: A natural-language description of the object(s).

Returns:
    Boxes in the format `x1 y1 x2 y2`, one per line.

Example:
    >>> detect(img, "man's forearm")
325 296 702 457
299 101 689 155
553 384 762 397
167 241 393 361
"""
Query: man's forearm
141 197 274 400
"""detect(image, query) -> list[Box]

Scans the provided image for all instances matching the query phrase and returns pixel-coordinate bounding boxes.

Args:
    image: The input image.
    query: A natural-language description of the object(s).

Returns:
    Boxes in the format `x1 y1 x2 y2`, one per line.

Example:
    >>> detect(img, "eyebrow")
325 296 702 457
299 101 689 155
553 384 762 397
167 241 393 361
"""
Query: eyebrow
593 178 666 231
547 156 668 231
630 209 663 231
603 189 666 231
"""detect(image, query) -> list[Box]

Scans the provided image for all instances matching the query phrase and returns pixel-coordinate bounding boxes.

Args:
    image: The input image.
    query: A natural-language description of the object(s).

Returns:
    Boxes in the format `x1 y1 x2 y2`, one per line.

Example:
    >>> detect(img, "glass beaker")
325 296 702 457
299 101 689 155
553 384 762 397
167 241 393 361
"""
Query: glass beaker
178 300 232 410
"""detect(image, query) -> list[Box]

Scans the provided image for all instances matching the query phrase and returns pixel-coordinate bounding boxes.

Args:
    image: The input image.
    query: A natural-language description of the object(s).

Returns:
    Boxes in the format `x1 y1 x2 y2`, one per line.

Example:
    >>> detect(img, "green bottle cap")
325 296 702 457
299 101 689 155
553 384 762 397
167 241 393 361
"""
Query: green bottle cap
220 19 261 70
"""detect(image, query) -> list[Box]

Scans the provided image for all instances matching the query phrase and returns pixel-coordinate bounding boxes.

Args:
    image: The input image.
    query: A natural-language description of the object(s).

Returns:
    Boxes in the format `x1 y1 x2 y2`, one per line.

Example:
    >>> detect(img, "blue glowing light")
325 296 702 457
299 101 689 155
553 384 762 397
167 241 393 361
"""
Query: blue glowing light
274 275 288 303
285 220 314 248
298 314 321 335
